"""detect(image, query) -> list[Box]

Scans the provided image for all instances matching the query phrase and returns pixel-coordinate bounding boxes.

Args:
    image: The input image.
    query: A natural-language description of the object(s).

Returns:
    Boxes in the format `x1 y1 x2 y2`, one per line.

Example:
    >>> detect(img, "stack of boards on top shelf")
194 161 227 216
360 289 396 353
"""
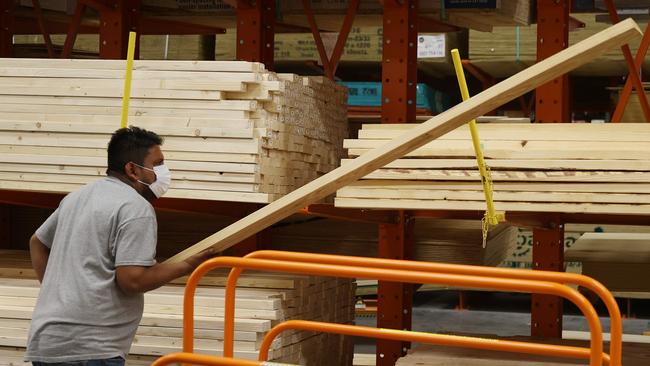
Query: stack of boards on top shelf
0 58 348 203
0 250 355 365
336 123 650 215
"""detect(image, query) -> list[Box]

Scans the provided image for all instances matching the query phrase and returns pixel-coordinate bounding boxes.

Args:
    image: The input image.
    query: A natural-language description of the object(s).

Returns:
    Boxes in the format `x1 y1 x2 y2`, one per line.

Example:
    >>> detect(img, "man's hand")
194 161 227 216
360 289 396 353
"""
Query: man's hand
182 247 218 274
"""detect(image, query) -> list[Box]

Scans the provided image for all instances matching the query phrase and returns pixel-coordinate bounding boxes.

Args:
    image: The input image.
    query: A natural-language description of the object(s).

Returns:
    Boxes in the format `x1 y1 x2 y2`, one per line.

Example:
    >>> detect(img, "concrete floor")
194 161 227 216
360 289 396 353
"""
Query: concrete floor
354 291 650 354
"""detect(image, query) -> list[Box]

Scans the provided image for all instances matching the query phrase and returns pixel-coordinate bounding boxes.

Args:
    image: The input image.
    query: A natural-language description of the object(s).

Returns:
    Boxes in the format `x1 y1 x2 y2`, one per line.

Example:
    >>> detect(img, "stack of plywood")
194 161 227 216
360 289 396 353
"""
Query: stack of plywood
336 123 650 215
0 58 348 204
271 218 517 267
565 232 650 293
0 250 355 365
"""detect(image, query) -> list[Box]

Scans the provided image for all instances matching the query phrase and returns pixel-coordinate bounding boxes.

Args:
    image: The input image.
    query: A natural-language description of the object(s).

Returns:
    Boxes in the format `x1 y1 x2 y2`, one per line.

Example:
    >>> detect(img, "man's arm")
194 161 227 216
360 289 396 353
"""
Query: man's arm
29 234 50 283
116 248 216 295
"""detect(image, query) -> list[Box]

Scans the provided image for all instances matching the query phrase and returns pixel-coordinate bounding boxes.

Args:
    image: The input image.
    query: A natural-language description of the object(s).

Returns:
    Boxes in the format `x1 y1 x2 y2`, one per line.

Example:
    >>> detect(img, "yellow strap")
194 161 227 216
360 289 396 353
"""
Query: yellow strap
120 31 137 129
450 49 505 246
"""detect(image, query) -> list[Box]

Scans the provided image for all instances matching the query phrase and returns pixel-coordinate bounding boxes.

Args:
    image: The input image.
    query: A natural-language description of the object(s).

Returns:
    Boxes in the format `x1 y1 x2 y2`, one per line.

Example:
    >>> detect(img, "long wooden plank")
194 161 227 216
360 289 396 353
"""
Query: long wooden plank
0 164 259 184
0 305 272 332
359 123 650 142
0 172 260 193
0 77 248 92
0 146 259 164
165 19 643 263
336 187 650 204
0 58 264 72
0 181 272 203
345 140 650 160
0 96 257 110
0 87 224 100
347 158 650 171
0 286 280 311
359 169 650 183
343 180 650 193
0 155 258 174
0 121 254 138
0 104 252 119
0 112 255 130
0 132 262 154
0 68 263 81
334 197 650 215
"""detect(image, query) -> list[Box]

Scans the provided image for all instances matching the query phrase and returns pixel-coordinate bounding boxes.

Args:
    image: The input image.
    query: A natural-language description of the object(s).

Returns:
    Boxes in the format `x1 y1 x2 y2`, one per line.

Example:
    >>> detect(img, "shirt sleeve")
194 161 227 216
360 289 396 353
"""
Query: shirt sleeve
113 216 157 267
35 208 60 249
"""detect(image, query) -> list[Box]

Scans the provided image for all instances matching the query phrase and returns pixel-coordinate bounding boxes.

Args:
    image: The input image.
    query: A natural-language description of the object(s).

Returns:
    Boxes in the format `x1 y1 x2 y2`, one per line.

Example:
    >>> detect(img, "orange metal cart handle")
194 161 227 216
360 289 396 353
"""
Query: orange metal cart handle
258 320 610 365
243 250 623 366
152 353 263 366
183 257 604 366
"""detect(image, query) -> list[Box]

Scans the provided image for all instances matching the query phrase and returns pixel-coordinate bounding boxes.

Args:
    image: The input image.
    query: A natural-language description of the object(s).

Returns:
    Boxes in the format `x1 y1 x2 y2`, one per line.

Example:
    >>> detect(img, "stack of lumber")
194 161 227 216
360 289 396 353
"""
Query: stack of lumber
336 123 650 215
0 250 355 365
566 232 650 293
140 0 532 31
469 14 649 78
395 336 650 366
0 58 348 204
271 218 517 267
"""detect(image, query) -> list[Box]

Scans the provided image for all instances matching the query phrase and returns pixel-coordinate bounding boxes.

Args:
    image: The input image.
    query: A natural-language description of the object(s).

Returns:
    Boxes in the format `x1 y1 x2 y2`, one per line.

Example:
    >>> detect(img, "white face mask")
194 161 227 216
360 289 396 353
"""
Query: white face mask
135 164 171 198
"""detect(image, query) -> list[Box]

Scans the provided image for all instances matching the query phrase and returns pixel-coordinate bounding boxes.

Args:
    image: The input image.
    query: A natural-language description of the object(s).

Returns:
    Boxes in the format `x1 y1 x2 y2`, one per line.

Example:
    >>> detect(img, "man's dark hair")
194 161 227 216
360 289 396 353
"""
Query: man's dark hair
107 126 163 174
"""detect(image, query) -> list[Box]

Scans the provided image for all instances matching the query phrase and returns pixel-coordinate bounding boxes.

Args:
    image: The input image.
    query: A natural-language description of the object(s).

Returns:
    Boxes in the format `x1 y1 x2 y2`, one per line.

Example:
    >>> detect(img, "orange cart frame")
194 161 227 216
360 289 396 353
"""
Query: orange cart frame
182 256 607 366
241 250 623 365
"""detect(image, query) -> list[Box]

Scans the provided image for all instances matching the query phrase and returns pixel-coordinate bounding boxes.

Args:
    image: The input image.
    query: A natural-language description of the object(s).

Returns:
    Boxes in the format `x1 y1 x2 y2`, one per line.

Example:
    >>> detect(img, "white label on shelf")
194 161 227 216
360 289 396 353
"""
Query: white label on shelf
417 34 446 59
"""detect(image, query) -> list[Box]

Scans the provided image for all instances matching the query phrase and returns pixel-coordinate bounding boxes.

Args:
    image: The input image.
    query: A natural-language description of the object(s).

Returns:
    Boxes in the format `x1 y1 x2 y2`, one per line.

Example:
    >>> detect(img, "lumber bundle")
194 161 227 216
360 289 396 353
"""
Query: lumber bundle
0 250 355 365
335 123 650 215
469 14 649 78
0 58 348 204
271 218 517 267
566 233 650 292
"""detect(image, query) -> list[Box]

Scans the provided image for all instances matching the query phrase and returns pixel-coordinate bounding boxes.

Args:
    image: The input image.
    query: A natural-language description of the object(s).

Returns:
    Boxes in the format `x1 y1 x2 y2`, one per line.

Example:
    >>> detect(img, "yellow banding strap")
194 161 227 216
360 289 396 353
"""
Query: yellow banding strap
120 31 137 129
450 49 505 246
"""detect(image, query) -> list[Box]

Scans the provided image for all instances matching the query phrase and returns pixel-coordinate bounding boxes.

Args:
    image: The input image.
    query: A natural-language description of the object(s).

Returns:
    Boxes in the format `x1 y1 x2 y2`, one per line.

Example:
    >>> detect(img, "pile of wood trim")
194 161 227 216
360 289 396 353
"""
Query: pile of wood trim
0 58 347 204
0 250 355 364
336 123 650 215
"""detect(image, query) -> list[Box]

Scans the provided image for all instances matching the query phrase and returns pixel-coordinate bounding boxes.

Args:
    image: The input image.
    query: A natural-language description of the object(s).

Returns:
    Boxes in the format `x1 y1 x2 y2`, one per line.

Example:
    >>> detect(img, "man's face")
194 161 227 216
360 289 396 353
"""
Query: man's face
126 145 165 200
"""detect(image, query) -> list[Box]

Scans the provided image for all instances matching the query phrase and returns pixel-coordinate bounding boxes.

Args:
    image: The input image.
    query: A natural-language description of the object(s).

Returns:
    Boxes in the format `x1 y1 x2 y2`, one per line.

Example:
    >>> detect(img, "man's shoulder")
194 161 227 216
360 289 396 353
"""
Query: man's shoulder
67 177 155 220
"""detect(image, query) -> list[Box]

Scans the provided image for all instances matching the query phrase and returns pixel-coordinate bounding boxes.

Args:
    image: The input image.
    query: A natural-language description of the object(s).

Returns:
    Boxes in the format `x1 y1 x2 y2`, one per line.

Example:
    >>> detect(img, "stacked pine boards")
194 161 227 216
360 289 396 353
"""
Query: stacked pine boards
0 58 347 203
0 250 355 365
336 123 650 215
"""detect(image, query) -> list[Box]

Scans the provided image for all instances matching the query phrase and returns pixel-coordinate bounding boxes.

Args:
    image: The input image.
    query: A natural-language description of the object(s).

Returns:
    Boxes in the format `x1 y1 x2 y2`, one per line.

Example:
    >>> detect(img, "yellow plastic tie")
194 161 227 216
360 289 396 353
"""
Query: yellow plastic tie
120 31 137 129
450 49 505 247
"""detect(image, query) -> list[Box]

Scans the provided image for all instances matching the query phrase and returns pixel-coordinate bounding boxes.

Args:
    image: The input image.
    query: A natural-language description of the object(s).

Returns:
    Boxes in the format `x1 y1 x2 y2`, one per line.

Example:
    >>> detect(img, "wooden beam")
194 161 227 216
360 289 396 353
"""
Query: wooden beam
165 19 643 263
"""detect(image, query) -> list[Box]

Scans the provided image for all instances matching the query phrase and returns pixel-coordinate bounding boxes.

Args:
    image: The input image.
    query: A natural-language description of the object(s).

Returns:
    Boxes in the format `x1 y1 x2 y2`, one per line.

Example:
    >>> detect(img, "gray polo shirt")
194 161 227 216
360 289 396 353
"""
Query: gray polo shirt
25 176 157 362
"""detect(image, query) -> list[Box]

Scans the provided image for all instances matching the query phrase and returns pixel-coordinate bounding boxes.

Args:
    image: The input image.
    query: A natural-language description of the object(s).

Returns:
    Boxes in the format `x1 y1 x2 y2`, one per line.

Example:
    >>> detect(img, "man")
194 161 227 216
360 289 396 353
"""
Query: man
26 127 216 365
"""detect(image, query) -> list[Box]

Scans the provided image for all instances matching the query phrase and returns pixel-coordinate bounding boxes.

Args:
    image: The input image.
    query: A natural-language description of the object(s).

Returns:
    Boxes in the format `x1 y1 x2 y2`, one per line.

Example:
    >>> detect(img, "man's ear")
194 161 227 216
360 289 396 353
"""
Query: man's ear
123 162 139 182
